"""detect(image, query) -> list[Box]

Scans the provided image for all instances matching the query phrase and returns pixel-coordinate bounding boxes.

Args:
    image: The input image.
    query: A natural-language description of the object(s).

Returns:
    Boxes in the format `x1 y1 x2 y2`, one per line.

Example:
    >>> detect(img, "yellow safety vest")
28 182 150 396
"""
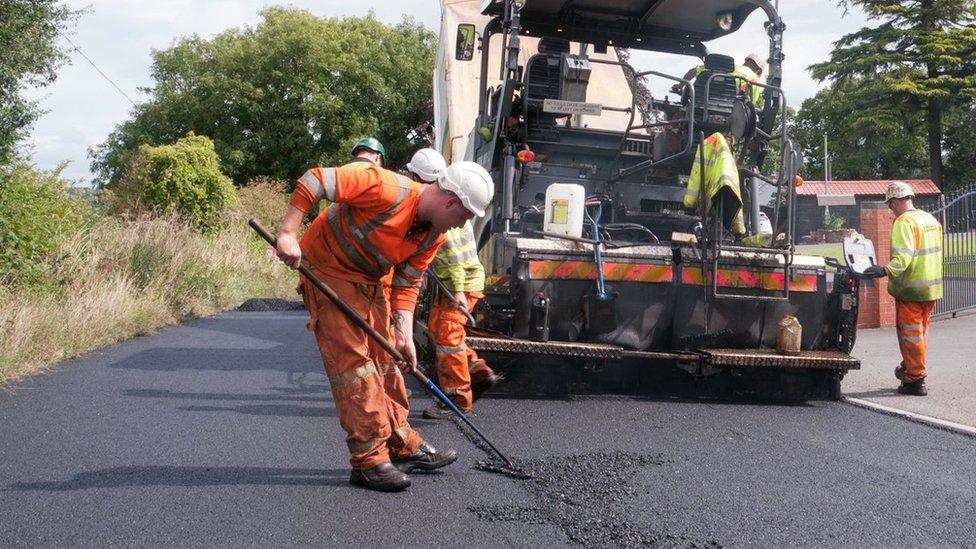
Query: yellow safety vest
685 132 746 235
692 64 763 107
887 209 943 301
431 221 485 292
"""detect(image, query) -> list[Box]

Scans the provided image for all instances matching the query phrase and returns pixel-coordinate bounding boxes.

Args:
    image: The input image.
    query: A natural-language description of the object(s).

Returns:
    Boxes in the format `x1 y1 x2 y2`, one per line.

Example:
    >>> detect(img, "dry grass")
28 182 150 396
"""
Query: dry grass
0 209 297 386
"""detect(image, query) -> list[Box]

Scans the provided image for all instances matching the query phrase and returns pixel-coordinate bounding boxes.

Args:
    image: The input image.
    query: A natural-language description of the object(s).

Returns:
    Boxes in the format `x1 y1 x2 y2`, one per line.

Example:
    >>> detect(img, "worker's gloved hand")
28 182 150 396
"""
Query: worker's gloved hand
275 233 302 269
453 291 468 311
863 264 887 278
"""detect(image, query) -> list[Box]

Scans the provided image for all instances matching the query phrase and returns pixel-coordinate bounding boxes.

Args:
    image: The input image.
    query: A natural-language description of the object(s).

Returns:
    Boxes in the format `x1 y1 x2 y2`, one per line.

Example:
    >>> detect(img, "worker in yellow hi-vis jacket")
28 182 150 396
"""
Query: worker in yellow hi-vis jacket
863 181 943 396
403 148 501 419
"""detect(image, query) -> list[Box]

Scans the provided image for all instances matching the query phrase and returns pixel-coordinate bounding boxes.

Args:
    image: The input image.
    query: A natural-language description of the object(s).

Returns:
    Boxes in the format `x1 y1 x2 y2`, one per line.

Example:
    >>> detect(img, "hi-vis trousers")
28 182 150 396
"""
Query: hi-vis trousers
299 271 422 469
896 300 937 384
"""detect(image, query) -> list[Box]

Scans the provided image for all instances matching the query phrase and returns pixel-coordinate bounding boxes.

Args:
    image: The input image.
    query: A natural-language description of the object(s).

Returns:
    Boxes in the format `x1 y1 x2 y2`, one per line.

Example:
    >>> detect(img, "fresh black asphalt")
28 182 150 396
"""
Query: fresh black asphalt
2 309 974 548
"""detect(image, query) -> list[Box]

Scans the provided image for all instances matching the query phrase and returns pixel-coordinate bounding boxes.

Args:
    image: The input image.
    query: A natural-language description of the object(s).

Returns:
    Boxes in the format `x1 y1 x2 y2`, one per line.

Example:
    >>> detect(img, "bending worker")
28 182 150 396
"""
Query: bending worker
275 141 495 492
863 181 943 396
404 149 501 420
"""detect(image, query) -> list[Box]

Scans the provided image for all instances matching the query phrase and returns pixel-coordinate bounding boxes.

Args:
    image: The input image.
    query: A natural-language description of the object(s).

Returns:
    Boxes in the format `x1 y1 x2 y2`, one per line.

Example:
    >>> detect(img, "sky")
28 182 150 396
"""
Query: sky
22 1 869 186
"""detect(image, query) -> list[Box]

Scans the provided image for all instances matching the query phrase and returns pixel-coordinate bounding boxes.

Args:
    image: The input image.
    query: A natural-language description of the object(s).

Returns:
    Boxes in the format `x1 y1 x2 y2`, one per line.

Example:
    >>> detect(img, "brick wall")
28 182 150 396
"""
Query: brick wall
858 202 895 328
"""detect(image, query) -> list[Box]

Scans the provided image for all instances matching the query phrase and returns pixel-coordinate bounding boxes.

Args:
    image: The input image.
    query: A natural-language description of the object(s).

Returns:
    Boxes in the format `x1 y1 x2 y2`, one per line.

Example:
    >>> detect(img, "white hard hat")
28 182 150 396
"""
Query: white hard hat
406 148 446 183
885 181 915 202
437 161 494 217
745 53 767 75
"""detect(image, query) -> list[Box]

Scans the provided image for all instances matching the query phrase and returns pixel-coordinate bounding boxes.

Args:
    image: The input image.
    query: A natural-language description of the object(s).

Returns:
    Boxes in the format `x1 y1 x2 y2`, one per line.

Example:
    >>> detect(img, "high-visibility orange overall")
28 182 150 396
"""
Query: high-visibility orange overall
290 162 444 470
428 291 490 411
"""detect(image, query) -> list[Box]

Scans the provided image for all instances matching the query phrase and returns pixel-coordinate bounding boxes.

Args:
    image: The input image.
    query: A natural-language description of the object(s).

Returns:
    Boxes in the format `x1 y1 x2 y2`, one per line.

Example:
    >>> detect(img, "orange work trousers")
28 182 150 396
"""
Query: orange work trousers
895 300 937 384
428 291 493 411
299 271 421 470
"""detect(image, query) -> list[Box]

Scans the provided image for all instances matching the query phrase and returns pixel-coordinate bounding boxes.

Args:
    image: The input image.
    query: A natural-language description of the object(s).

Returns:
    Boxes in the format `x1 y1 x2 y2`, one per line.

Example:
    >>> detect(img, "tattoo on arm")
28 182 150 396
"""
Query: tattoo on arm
392 310 407 341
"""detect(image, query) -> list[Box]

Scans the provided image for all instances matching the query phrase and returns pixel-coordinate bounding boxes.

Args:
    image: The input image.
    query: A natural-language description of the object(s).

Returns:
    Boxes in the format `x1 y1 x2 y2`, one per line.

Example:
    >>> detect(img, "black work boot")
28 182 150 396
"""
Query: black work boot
894 362 905 381
392 441 458 473
897 379 928 396
349 462 411 492
471 370 503 402
422 402 471 420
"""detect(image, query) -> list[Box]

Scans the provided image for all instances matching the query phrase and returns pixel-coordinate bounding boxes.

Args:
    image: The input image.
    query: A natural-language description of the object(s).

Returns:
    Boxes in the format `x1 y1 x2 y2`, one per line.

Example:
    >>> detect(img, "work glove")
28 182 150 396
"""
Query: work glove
453 291 468 312
863 264 887 278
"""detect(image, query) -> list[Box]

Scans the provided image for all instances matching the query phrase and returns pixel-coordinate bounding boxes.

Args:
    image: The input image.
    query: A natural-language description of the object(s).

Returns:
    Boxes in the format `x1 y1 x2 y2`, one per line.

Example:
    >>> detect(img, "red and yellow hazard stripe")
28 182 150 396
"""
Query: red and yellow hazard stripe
681 267 818 292
527 260 673 283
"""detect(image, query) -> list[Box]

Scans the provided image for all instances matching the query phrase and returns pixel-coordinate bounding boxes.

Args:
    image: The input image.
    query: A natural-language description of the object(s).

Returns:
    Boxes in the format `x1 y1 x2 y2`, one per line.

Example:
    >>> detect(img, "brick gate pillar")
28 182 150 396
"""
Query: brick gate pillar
857 201 895 328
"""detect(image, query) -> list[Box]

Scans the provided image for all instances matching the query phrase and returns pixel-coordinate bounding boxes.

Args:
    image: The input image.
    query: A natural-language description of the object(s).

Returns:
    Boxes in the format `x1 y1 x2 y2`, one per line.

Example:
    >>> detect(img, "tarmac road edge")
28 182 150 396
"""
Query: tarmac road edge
843 396 976 439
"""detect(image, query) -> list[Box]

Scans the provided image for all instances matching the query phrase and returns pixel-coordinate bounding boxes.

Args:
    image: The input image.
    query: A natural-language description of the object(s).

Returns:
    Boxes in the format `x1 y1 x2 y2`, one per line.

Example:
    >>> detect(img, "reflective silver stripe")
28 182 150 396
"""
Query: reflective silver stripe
415 230 442 255
398 263 424 278
891 246 915 256
342 179 412 273
299 170 325 200
897 323 923 332
391 275 414 287
898 278 941 289
328 362 380 389
391 424 413 442
915 246 942 256
433 247 478 266
327 203 381 275
898 335 922 344
348 437 385 455
436 344 468 355
322 167 337 201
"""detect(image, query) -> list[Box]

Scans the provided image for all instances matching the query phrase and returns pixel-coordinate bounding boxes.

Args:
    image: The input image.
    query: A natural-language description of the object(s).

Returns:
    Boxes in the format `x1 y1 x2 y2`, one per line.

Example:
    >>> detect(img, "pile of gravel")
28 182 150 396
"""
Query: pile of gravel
237 298 305 312
469 451 721 548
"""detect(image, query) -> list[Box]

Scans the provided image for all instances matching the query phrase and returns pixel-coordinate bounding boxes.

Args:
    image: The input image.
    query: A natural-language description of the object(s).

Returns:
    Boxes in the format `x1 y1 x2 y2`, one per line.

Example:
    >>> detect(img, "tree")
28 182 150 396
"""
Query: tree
792 78 929 180
0 0 73 166
115 133 237 232
942 103 976 187
90 8 436 187
809 0 976 189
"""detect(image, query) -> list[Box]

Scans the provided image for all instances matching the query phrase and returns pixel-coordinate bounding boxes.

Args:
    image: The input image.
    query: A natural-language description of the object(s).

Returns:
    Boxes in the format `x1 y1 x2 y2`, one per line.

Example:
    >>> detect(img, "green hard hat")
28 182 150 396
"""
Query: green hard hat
351 137 386 162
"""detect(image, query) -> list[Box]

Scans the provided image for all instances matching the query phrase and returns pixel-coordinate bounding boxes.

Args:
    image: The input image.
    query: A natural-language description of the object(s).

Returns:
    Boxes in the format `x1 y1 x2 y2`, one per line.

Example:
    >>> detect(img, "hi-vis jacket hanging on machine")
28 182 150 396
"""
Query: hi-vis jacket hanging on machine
289 162 445 311
887 209 943 302
684 132 746 235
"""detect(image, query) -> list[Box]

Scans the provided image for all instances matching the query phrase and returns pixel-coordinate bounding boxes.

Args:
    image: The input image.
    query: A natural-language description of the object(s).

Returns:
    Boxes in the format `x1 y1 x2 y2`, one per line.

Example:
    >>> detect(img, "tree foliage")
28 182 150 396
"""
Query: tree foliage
792 78 929 180
119 133 237 232
91 8 436 187
809 0 976 188
0 0 73 166
0 162 90 288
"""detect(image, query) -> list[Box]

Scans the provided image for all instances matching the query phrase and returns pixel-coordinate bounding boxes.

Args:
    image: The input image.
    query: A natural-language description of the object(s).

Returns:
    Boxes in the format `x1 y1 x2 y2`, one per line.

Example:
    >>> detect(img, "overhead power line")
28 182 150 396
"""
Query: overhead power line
59 32 138 107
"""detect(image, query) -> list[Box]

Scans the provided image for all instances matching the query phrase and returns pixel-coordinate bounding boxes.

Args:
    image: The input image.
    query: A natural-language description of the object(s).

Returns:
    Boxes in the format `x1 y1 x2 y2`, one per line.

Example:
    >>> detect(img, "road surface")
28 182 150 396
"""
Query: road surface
1 309 974 548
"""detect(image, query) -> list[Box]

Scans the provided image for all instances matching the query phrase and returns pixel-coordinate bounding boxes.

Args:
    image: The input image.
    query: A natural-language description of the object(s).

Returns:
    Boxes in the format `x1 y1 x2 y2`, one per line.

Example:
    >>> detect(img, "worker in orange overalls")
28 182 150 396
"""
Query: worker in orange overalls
275 139 495 492
404 149 501 419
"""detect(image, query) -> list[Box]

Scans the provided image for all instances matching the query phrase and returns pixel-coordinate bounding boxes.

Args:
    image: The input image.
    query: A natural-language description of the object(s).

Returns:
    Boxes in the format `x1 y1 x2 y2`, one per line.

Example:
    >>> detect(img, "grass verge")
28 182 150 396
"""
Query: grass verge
0 215 296 386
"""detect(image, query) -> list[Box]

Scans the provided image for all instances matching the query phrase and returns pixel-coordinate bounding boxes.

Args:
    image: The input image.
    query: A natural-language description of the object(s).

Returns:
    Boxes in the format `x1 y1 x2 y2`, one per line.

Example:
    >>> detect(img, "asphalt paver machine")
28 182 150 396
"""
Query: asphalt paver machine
425 0 865 399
